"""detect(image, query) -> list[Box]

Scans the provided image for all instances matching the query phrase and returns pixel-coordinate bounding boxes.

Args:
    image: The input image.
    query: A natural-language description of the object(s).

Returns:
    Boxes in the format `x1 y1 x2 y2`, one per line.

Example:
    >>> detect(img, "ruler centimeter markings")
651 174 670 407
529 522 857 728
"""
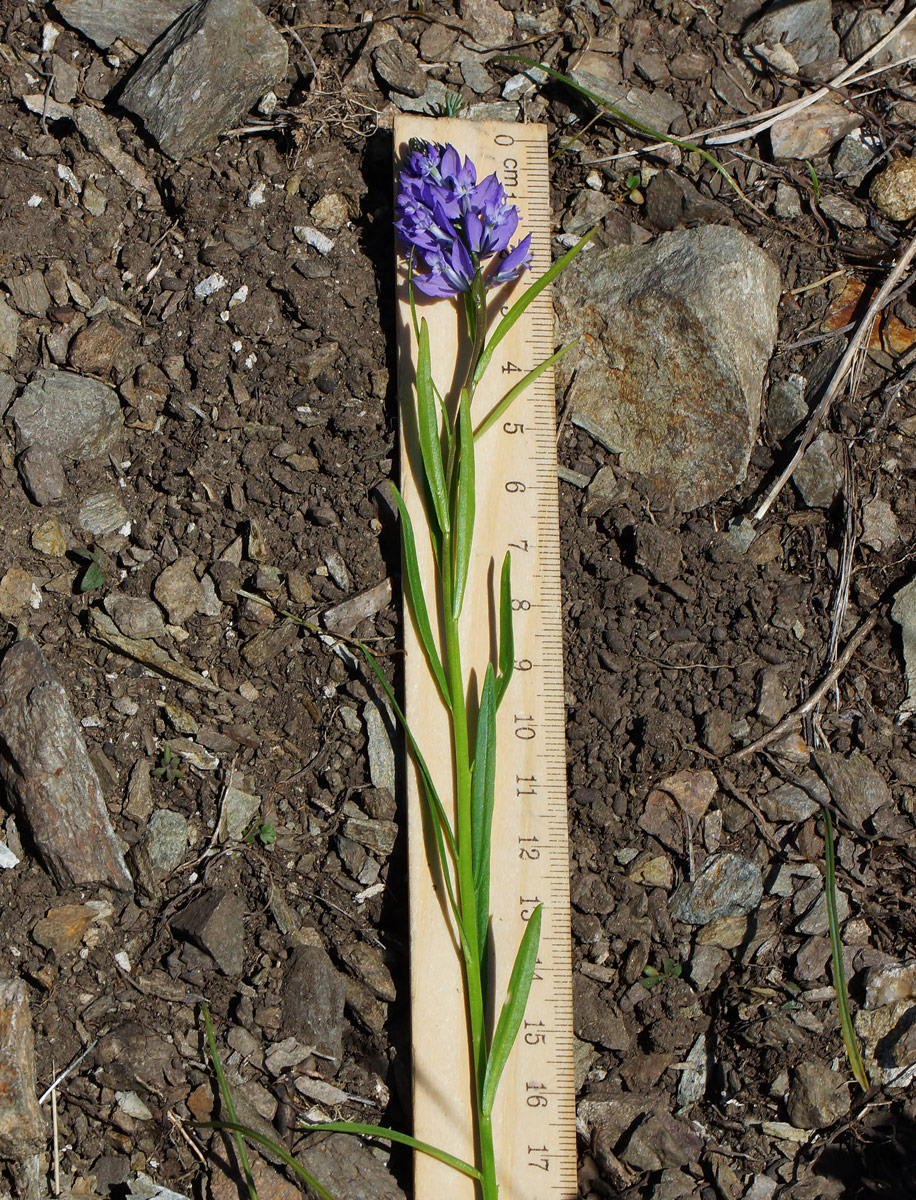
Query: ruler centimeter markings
394 115 575 1200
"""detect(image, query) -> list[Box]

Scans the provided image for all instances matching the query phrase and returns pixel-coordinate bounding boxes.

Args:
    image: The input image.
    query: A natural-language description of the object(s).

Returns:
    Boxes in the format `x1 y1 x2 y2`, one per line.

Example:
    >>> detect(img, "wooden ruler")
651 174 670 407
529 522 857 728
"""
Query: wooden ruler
395 115 575 1200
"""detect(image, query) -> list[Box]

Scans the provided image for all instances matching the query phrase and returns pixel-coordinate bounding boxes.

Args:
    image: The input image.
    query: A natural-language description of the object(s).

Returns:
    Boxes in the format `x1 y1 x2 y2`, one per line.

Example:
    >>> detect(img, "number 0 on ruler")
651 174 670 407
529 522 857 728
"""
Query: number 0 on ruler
394 116 576 1200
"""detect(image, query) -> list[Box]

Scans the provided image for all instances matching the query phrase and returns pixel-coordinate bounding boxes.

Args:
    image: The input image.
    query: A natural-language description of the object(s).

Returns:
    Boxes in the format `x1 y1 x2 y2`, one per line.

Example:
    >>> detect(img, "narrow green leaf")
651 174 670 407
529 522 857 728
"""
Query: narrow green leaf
823 806 870 1090
495 552 514 710
417 318 450 535
200 1121 339 1200
481 904 543 1116
499 56 762 215
390 483 449 706
472 228 595 392
359 641 457 863
451 386 475 619
201 1006 258 1200
471 665 497 959
474 340 578 441
303 1122 482 1181
358 640 469 953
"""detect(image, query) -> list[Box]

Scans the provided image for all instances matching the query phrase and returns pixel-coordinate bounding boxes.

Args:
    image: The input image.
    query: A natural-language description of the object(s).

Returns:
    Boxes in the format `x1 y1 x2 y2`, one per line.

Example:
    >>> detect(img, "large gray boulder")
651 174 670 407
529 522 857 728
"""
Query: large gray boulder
555 225 781 511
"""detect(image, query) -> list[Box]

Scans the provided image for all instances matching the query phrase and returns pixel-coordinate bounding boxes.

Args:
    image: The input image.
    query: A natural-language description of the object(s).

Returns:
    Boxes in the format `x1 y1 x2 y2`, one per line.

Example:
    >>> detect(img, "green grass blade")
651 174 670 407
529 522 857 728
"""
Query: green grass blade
474 340 578 441
201 1005 259 1200
481 904 543 1116
500 56 762 215
452 386 476 619
390 483 449 706
472 665 497 959
472 228 595 392
822 806 870 1090
303 1122 482 1181
358 639 469 953
359 641 457 862
200 1121 339 1200
417 318 450 536
495 552 514 711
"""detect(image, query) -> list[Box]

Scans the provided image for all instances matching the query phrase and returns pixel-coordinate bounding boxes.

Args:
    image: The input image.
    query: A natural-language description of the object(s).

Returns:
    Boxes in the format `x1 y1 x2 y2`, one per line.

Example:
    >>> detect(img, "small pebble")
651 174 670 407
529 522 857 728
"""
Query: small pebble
194 273 227 299
871 158 916 222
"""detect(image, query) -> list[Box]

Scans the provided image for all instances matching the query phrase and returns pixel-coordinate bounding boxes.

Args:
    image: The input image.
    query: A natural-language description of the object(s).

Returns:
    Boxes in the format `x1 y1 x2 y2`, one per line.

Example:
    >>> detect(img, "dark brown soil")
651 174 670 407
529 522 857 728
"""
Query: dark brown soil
0 2 915 1198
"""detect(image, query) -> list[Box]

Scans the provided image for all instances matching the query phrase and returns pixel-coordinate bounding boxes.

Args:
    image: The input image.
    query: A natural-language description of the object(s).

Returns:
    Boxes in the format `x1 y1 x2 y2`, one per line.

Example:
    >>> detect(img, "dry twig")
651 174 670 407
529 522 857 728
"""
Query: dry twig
730 614 877 760
708 4 916 146
754 230 916 522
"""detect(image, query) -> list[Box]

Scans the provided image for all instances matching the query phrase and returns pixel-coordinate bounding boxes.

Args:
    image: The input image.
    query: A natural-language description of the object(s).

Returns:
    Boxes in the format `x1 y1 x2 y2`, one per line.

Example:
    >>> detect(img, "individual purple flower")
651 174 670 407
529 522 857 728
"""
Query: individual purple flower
396 141 531 298
487 234 533 287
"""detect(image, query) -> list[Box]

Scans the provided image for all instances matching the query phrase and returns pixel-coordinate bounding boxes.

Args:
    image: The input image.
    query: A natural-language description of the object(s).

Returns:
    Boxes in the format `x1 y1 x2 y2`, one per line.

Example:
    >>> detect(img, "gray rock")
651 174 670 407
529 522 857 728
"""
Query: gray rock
239 619 296 671
861 497 899 552
756 666 787 726
814 750 891 828
555 226 780 511
771 100 862 160
0 979 43 1159
461 0 514 46
819 194 867 229
760 780 820 824
104 594 167 640
120 0 289 161
794 431 842 508
573 975 631 1050
892 575 916 714
842 7 916 69
569 66 686 135
171 886 246 975
834 130 880 185
93 1020 175 1091
223 784 260 839
17 445 67 506
670 852 763 925
53 0 191 50
153 558 203 625
341 814 397 857
296 1132 407 1200
73 106 157 196
767 373 807 441
644 171 728 231
78 492 130 537
145 809 188 872
281 943 347 1063
8 369 122 460
0 639 133 891
372 38 427 98
563 188 616 237
676 1033 708 1110
457 49 494 95
686 944 730 992
794 883 849 936
787 1061 850 1129
363 699 395 795
743 0 840 67
774 182 802 219
0 298 19 358
5 270 50 318
620 1111 704 1171
338 941 396 1002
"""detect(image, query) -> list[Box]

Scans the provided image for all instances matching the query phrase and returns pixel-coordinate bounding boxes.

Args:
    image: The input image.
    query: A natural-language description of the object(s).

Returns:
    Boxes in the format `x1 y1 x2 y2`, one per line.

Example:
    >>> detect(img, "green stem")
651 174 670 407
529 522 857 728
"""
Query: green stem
478 1111 498 1200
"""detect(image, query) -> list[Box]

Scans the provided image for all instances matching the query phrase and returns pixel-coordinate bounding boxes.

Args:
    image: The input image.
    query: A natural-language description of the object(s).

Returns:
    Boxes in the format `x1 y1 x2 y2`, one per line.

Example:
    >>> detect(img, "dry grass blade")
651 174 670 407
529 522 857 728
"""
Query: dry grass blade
707 4 916 146
731 615 877 761
754 230 916 523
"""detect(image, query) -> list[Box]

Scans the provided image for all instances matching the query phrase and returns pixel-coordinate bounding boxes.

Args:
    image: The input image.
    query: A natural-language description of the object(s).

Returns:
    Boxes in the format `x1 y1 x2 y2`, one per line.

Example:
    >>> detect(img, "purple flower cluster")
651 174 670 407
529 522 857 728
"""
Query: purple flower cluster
395 141 532 298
